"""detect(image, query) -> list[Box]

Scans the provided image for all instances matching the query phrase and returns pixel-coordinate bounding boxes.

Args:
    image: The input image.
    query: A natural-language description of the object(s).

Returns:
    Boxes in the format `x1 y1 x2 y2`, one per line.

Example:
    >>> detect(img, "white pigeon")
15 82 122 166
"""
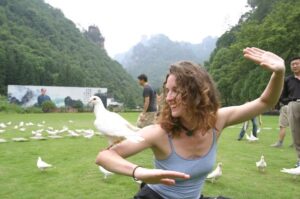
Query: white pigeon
46 129 59 136
37 123 44 127
256 155 267 172
12 137 28 142
83 129 95 139
19 127 26 132
58 126 68 133
245 133 259 142
37 157 52 171
206 162 222 183
0 123 7 128
281 167 300 177
19 121 24 127
0 138 7 143
68 130 80 137
89 96 143 145
99 166 114 179
26 122 34 126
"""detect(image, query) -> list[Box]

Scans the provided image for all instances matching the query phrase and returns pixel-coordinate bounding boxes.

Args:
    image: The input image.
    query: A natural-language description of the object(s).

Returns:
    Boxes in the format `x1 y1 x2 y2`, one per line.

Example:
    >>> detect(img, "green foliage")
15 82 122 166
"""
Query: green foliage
41 100 56 113
207 0 300 106
0 95 42 113
0 0 141 107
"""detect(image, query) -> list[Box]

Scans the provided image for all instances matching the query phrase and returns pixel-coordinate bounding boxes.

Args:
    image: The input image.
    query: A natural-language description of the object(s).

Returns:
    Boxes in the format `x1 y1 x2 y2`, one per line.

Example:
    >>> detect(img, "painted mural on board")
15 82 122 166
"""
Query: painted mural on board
7 85 107 107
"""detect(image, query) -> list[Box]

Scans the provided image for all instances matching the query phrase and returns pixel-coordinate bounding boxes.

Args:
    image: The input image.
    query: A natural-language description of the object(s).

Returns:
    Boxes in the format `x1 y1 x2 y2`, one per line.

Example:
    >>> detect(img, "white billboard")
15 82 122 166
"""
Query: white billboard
7 85 107 107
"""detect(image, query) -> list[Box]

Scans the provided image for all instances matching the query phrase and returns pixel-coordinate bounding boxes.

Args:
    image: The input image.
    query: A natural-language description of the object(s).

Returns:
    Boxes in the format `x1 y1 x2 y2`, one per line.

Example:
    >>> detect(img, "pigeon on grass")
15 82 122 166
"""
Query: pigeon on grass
37 157 52 171
99 166 114 179
256 155 267 172
206 162 222 183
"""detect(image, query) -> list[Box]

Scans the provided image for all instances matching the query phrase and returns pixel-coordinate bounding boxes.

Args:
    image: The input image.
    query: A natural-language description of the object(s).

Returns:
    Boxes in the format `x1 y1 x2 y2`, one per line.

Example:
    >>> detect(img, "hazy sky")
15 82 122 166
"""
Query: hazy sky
44 0 250 57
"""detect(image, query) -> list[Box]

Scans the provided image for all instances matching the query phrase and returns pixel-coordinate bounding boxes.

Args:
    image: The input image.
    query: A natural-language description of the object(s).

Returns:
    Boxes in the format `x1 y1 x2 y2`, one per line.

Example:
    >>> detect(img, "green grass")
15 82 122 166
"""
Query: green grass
0 113 299 199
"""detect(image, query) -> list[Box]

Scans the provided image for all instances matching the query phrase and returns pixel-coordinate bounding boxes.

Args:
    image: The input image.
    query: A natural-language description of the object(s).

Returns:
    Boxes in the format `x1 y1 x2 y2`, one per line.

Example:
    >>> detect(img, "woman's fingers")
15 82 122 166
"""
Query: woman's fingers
159 170 190 179
137 168 190 185
243 47 285 72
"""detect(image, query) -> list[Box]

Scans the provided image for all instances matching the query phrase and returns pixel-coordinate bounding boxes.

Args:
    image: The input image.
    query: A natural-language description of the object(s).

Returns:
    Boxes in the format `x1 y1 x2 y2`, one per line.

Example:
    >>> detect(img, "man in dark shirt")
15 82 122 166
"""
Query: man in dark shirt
37 88 51 106
137 74 157 128
280 56 300 167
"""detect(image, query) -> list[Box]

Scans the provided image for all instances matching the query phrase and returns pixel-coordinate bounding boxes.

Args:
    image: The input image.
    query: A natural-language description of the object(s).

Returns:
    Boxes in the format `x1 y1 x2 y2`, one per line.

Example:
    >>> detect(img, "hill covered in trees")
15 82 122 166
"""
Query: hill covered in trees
0 0 141 108
206 0 300 106
115 34 217 90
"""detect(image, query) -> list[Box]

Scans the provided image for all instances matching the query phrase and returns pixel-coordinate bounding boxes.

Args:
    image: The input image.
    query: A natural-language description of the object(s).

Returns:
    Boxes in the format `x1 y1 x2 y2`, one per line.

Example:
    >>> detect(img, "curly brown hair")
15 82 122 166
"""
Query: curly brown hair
158 61 220 136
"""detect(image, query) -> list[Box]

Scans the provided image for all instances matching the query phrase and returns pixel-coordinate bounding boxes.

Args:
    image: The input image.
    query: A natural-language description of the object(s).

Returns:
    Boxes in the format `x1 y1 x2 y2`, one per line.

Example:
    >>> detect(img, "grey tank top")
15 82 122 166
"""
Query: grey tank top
148 130 217 199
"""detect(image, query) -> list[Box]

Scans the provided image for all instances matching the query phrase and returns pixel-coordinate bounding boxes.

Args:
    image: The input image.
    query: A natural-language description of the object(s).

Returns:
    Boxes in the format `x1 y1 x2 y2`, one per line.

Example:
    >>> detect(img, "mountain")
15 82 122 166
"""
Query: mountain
0 0 141 108
115 34 217 90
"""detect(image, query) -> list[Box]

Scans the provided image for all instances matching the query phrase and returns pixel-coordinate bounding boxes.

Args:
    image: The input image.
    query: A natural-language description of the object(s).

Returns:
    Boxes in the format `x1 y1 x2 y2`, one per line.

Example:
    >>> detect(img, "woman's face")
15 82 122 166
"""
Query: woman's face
165 74 184 118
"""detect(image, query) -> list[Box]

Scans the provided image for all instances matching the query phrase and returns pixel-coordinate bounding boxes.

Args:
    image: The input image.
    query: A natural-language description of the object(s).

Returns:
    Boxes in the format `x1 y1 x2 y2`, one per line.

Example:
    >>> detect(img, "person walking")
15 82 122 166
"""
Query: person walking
137 74 157 128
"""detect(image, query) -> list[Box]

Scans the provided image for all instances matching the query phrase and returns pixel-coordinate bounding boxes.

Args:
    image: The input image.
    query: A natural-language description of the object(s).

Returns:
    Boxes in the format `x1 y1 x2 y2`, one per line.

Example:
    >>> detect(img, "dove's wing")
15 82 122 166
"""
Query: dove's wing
37 158 52 169
94 111 144 143
207 167 218 179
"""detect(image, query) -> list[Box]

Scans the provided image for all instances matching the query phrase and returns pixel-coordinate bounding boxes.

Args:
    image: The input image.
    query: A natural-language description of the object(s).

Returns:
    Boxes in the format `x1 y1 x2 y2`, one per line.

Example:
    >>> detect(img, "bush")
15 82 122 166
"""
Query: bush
41 101 56 113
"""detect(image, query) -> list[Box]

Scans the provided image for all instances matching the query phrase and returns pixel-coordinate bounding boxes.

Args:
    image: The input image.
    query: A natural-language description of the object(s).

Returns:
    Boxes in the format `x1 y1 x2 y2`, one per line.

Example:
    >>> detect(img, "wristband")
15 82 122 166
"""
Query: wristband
132 165 141 181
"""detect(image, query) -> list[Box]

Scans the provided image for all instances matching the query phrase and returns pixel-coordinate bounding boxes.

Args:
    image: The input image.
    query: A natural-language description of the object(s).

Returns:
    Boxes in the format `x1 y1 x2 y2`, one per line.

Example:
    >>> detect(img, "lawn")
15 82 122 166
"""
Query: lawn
0 112 299 199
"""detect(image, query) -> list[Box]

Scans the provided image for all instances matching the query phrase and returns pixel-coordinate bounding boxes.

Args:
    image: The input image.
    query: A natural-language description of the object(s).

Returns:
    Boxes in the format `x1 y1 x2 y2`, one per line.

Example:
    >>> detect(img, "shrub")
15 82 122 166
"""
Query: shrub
41 101 56 113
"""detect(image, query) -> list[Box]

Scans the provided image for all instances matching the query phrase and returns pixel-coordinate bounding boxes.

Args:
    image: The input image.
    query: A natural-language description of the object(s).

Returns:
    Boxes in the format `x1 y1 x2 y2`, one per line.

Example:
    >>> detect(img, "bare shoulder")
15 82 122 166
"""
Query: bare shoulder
216 108 227 129
215 107 234 135
139 124 168 145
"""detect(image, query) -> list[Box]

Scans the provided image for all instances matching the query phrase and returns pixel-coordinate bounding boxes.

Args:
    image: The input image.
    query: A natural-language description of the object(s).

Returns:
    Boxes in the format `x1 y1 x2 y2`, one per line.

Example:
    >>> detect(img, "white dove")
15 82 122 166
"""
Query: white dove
68 130 80 137
37 157 52 171
0 123 7 128
89 96 143 145
206 162 222 183
256 155 267 172
99 166 114 179
281 167 300 177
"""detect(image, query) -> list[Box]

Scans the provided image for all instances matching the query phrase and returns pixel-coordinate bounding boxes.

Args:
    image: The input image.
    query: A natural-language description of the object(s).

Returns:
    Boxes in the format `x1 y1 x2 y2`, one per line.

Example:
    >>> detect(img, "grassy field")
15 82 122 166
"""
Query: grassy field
0 112 299 199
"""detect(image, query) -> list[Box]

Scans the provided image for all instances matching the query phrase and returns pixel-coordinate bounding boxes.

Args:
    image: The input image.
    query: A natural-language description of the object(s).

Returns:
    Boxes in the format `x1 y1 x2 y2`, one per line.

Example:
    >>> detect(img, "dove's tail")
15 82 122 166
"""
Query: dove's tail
124 134 144 143
99 166 113 175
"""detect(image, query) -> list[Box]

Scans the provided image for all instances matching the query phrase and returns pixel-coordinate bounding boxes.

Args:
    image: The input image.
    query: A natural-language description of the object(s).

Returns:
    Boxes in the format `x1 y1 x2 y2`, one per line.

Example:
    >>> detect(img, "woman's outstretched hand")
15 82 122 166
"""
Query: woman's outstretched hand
243 47 285 73
134 167 190 186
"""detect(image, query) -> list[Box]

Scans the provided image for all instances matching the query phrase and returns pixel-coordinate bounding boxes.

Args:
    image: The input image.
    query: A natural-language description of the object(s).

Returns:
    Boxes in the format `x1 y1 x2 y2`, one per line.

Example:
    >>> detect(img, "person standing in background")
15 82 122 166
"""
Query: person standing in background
270 104 290 147
280 56 300 167
137 74 157 128
37 88 51 106
237 117 258 140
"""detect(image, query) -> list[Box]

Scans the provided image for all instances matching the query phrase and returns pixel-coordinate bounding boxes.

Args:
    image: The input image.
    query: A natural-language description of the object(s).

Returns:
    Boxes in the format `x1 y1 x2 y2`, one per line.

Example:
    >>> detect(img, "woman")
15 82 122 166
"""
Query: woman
96 47 285 199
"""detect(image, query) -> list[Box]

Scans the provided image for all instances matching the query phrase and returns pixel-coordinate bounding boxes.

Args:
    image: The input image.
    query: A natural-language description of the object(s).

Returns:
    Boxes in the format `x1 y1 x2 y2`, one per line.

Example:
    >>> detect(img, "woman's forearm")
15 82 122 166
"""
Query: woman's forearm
95 149 138 177
260 70 285 109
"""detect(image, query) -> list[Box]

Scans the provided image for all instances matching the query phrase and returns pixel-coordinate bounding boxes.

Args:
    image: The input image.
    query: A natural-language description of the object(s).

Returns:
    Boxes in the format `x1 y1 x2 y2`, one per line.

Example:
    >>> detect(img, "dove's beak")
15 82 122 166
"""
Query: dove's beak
87 99 94 107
